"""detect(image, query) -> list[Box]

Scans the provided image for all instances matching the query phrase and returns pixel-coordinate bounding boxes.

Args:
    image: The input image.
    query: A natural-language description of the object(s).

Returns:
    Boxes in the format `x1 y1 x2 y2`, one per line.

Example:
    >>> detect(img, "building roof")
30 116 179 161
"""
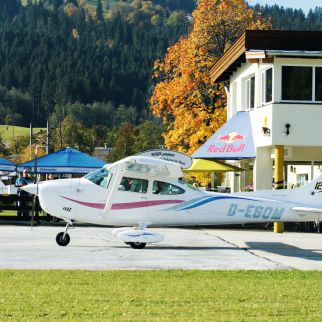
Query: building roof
0 157 16 172
183 159 243 172
210 30 322 83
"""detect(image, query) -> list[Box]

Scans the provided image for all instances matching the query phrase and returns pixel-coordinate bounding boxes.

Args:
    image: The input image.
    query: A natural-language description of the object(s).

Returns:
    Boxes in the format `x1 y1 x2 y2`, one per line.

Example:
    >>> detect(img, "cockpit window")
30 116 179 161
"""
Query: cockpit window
152 181 185 195
84 168 112 189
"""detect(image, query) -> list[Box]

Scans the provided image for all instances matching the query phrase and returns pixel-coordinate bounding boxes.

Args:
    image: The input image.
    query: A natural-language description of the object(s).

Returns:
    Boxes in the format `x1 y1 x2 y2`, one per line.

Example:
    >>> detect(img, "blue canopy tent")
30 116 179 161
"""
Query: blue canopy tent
17 147 106 174
0 157 16 172
192 112 256 160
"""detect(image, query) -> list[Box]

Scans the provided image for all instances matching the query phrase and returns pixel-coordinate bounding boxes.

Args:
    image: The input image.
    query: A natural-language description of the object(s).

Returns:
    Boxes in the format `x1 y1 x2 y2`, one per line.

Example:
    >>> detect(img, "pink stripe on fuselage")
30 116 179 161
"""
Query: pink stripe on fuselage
61 196 184 210
61 196 105 209
111 200 184 210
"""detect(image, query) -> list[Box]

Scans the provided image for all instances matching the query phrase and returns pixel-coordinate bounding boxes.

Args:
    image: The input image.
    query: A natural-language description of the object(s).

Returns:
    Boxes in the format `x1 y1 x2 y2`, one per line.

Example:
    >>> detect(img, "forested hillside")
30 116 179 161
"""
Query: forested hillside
0 0 191 127
254 4 322 30
0 0 322 130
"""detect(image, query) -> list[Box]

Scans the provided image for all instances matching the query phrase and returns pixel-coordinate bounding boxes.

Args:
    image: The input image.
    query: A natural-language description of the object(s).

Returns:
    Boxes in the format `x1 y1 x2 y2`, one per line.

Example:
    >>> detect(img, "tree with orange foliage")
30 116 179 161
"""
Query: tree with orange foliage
150 0 270 156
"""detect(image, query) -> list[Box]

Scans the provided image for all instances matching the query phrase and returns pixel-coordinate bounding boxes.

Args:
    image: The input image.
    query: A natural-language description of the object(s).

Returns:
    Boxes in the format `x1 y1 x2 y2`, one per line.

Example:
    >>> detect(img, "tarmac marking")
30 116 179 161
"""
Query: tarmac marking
209 233 293 270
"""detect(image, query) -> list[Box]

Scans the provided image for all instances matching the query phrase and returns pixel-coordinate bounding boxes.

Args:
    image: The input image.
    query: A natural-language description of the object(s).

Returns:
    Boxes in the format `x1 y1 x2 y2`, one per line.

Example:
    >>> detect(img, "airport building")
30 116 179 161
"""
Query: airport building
193 30 322 192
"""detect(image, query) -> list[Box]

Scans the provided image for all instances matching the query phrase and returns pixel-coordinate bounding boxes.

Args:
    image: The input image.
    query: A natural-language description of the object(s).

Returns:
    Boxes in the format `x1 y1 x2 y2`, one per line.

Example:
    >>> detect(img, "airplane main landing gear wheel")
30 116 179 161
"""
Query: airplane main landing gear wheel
56 232 70 246
129 242 146 249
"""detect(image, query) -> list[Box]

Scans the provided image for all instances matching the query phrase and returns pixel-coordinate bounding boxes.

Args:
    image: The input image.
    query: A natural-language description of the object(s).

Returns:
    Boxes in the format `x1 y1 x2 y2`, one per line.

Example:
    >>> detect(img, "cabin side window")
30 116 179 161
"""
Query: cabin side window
118 177 148 193
152 180 185 195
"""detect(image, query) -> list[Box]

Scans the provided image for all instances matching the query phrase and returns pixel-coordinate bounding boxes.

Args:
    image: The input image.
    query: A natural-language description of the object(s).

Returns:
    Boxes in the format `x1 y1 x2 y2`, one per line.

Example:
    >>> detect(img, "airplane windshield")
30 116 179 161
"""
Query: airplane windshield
84 168 112 189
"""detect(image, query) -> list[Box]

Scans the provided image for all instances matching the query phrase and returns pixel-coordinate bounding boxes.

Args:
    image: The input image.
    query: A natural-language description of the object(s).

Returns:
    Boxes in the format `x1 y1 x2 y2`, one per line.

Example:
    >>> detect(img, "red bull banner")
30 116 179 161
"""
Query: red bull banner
192 112 255 160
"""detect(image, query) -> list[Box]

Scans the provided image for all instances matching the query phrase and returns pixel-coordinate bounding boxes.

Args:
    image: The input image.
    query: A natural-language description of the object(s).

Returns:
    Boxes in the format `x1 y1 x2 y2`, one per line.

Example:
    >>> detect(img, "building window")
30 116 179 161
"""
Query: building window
261 68 272 104
297 174 308 187
245 76 255 109
282 66 312 101
315 67 322 101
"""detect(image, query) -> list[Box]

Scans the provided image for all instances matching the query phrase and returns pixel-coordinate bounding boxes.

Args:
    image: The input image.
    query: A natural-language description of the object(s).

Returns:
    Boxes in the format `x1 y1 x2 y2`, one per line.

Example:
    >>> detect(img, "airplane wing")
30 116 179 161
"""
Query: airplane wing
292 207 322 214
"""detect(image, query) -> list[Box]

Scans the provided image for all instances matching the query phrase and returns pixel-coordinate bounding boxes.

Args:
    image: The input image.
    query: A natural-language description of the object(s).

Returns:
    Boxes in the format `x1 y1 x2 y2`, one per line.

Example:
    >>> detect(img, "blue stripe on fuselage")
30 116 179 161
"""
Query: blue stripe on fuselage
178 196 261 211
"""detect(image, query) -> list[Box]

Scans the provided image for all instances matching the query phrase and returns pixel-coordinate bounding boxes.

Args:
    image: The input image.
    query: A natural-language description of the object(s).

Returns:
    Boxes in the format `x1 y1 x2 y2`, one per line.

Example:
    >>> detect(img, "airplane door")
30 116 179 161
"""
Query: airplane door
75 180 110 223
109 176 149 224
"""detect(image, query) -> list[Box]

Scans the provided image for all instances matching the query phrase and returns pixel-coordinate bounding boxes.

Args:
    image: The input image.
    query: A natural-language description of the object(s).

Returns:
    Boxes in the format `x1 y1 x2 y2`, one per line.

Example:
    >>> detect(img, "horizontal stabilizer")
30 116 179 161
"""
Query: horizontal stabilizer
292 207 322 213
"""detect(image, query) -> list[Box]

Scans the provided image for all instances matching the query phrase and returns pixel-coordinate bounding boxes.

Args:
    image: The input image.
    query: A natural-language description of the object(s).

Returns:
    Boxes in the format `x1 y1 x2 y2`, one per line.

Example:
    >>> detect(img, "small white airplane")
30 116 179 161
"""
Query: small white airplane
22 150 322 249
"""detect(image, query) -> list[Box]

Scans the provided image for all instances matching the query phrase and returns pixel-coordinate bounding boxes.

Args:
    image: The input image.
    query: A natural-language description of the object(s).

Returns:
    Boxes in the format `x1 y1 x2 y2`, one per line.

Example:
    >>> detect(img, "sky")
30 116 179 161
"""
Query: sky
247 0 321 14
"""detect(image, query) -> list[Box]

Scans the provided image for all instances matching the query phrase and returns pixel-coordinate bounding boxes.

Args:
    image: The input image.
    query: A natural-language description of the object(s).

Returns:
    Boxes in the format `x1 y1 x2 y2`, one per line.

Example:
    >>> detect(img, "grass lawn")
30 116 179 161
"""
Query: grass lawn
0 270 322 321
0 210 48 218
0 210 17 216
0 125 45 144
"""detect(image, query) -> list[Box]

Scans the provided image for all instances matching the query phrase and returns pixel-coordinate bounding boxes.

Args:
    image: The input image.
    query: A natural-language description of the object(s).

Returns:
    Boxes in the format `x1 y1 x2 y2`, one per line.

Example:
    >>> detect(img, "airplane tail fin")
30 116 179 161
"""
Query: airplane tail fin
288 174 322 217
295 174 322 191
290 174 322 200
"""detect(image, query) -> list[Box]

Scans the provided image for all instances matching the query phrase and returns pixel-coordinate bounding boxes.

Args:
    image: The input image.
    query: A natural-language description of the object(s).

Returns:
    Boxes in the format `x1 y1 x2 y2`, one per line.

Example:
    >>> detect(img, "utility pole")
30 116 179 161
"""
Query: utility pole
12 116 15 141
46 120 49 154
29 123 33 161
29 122 49 170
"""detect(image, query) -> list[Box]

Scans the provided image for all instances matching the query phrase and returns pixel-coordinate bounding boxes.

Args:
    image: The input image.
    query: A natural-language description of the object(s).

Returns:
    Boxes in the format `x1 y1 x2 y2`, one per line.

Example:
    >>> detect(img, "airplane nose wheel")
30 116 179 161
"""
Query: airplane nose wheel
129 242 146 249
56 232 70 246
56 223 72 246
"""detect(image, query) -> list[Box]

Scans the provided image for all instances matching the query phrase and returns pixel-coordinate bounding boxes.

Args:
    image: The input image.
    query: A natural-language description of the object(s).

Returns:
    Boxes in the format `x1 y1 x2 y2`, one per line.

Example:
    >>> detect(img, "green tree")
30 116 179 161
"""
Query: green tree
96 0 104 22
51 115 94 154
106 121 165 163
0 135 9 158
106 123 138 162
133 120 165 152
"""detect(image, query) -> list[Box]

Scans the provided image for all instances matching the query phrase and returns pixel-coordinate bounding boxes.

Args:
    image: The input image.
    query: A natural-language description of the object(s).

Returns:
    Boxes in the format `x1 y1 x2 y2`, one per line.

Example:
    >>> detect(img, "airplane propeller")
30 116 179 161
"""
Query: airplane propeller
30 152 39 229
30 182 39 229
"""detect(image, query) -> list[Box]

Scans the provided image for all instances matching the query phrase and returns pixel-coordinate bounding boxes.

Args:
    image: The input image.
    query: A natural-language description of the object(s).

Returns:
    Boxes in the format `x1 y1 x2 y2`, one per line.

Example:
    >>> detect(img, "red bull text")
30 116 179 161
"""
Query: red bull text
207 144 245 153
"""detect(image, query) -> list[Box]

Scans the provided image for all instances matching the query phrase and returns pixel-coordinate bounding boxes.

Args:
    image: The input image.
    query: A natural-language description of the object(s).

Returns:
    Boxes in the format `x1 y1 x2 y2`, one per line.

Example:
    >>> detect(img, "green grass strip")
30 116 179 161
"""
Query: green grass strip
0 270 322 321
0 125 45 143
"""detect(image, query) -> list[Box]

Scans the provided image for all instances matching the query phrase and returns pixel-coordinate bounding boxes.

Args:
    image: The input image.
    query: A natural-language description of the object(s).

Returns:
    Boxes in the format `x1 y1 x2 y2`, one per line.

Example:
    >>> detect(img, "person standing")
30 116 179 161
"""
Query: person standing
15 169 33 217
15 169 33 187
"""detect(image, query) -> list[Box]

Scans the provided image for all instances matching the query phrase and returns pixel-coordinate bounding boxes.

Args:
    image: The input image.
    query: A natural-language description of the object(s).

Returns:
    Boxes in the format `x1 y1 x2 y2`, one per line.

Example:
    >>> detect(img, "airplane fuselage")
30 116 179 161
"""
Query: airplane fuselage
22 155 322 248
37 177 322 227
